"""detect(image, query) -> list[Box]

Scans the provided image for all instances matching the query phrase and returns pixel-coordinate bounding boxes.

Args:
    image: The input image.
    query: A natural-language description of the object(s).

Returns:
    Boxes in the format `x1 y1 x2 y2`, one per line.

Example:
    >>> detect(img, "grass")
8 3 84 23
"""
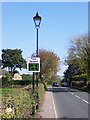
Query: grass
1 88 13 95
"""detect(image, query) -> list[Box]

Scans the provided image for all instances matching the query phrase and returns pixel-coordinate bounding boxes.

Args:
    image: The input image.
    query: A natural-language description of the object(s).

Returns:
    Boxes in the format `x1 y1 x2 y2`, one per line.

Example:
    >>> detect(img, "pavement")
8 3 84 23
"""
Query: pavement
39 89 56 118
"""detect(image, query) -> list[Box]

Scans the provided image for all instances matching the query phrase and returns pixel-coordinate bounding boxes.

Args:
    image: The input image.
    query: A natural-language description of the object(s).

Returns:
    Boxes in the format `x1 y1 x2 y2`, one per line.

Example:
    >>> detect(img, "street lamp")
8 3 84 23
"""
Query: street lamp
33 12 42 87
33 12 42 28
33 12 42 109
33 12 42 57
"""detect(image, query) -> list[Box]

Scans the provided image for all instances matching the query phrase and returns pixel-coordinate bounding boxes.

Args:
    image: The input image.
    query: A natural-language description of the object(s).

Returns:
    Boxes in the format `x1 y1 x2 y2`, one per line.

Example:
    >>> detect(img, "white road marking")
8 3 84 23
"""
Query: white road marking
70 92 80 98
82 99 89 104
70 92 89 104
52 93 58 119
75 95 80 99
70 92 74 95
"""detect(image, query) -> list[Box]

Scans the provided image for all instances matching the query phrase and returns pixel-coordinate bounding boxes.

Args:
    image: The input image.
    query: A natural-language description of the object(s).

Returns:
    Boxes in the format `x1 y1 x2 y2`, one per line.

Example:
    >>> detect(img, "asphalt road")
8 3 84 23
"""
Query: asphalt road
52 87 89 119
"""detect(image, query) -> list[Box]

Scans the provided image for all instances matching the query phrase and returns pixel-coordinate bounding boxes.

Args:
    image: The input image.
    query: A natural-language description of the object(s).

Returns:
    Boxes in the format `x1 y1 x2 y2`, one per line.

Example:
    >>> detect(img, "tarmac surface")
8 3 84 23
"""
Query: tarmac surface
39 87 89 120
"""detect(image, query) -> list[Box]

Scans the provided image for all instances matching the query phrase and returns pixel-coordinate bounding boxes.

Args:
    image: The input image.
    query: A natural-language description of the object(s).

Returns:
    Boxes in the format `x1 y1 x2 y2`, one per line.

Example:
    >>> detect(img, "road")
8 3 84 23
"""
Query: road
52 87 89 119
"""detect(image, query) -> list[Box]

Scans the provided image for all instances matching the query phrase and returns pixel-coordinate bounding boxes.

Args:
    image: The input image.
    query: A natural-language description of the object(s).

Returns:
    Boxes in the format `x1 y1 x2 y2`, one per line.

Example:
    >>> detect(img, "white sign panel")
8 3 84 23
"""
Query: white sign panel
27 57 40 72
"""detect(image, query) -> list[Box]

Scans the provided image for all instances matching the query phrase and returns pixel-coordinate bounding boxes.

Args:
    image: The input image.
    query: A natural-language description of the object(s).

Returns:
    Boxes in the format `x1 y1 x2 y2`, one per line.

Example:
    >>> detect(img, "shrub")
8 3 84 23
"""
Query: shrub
22 74 32 81
1 88 32 119
47 80 52 85
72 74 87 87
2 74 32 87
11 80 31 85
2 73 12 87
1 83 45 119
38 83 45 99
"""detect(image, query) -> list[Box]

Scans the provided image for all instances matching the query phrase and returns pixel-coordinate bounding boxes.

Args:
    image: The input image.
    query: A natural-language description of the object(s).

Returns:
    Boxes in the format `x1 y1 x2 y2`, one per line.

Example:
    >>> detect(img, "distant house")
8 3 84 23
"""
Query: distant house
13 73 22 80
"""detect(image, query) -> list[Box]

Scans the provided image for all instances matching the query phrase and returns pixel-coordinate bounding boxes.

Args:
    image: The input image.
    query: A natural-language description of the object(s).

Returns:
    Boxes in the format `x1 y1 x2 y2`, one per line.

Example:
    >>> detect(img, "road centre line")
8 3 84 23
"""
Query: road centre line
82 99 89 104
52 93 58 119
69 92 89 104
70 92 80 98
75 95 80 99
70 92 74 95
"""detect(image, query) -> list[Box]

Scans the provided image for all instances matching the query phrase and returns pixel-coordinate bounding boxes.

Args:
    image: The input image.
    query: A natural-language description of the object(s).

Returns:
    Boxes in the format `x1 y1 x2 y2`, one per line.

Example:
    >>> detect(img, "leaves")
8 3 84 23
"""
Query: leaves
2 49 26 73
39 49 60 82
65 34 90 83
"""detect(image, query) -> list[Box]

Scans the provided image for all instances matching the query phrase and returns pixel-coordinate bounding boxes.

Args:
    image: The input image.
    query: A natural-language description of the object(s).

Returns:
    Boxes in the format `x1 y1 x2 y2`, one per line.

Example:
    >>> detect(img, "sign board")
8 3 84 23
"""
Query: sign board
27 57 40 72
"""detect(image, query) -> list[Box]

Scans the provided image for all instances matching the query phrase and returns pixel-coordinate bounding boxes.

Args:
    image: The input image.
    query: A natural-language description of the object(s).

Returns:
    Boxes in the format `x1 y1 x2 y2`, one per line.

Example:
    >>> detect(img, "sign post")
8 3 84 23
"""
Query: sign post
27 57 40 114
27 57 40 93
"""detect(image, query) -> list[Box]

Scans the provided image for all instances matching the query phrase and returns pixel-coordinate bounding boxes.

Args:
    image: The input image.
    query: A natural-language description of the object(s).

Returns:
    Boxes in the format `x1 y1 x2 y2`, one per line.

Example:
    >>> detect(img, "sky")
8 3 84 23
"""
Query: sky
0 2 88 76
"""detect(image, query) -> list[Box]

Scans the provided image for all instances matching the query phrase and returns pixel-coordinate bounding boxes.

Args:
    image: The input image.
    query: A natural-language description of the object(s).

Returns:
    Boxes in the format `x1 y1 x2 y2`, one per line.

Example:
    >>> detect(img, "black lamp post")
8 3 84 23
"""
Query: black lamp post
33 12 42 88
33 12 42 110
33 12 42 57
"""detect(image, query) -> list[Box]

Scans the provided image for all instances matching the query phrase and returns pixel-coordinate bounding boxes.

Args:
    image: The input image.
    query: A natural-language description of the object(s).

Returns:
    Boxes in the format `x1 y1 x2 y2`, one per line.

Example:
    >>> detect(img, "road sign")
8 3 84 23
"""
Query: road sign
27 57 40 72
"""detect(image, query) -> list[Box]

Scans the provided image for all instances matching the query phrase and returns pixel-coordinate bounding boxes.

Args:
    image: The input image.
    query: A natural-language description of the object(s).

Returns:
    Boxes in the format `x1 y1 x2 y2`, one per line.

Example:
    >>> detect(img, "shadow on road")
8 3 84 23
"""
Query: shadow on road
39 117 88 120
47 87 82 92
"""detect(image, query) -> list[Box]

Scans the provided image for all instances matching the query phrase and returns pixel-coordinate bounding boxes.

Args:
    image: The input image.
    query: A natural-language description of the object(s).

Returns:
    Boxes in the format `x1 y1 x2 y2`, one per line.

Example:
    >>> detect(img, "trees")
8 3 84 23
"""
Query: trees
65 34 90 83
2 49 26 73
63 64 82 86
39 49 60 83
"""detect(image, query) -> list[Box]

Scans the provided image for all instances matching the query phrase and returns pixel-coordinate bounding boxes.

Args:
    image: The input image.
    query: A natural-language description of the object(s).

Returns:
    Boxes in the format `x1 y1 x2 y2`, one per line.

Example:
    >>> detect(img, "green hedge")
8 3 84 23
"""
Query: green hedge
2 73 33 87
22 74 32 81
1 83 45 119
10 80 32 85
38 83 45 99
1 87 32 118
2 79 32 87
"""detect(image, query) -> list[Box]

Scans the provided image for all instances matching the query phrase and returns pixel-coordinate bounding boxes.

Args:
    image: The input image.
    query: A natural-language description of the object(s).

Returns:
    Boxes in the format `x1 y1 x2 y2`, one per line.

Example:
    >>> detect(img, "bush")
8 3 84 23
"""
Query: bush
2 73 12 87
1 87 32 119
38 83 45 99
72 74 87 81
72 74 87 87
47 80 52 85
2 79 32 87
1 83 45 119
22 74 32 81
11 80 31 85
72 81 85 88
5 73 12 80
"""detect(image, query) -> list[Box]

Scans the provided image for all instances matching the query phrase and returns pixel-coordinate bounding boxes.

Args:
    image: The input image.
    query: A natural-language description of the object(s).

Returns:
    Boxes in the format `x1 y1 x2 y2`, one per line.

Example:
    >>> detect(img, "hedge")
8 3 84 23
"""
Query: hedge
10 80 32 85
2 79 32 87
1 82 45 119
